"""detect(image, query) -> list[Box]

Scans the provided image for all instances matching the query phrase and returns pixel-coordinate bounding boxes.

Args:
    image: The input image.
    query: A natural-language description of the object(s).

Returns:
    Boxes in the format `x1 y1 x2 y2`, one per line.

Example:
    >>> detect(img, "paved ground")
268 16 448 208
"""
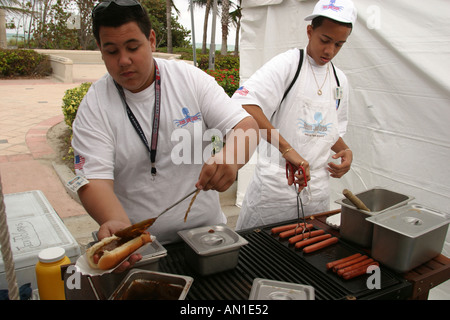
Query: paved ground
0 61 240 253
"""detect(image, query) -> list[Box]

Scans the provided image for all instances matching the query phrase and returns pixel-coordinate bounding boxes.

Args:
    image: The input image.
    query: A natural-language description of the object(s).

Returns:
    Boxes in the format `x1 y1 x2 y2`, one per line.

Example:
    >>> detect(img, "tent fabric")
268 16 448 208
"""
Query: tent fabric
237 0 450 299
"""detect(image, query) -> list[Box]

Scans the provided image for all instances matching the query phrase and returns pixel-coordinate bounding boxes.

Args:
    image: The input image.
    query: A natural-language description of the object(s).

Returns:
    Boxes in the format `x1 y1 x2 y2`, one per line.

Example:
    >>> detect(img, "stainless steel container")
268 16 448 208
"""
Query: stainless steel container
367 203 449 273
249 278 315 300
109 269 193 300
335 187 413 247
178 224 248 276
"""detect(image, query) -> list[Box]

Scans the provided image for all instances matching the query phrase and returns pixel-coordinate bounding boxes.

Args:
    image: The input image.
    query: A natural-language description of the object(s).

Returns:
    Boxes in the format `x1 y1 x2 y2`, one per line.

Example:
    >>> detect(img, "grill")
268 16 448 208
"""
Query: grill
158 221 412 300
64 219 413 300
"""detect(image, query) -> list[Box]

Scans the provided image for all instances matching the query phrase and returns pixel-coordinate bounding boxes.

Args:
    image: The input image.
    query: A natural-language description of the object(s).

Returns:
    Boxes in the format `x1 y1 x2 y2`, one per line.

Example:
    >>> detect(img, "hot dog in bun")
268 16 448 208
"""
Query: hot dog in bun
86 232 152 270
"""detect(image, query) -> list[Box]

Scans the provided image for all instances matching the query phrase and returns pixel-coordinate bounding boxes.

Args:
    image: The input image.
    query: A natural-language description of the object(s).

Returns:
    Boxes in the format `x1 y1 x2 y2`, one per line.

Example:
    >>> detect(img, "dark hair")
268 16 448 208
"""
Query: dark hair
92 2 152 44
311 16 352 30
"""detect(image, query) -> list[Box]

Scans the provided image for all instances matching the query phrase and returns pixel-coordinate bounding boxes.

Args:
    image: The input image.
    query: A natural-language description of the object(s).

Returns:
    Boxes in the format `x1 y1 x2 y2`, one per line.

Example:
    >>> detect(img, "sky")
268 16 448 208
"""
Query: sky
172 0 237 48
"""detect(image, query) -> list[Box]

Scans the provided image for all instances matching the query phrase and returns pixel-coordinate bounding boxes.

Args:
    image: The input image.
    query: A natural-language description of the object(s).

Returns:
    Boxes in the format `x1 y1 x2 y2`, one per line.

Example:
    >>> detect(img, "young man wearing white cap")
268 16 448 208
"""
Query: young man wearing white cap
232 0 357 230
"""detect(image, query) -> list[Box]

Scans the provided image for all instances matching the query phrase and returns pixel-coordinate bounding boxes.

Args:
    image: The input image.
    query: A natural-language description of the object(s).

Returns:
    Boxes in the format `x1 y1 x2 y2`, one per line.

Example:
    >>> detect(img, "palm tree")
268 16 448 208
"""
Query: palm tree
166 0 172 52
192 0 210 54
0 0 22 48
229 0 241 55
165 0 180 53
193 0 236 55
220 0 229 55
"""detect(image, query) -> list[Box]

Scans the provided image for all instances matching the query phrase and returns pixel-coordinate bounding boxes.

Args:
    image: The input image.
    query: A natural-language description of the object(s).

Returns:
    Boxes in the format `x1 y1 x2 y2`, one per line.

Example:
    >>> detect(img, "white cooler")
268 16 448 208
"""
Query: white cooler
0 190 81 293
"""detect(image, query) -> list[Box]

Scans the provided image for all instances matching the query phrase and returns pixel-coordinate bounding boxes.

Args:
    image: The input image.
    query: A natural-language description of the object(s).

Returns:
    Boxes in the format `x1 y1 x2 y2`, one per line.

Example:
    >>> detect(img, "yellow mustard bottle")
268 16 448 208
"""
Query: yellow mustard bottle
35 247 71 300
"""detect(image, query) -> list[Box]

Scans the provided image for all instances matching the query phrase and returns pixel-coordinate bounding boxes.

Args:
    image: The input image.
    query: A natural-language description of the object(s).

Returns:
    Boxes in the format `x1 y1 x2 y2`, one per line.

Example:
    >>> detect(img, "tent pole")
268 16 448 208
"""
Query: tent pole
208 0 218 70
189 0 197 67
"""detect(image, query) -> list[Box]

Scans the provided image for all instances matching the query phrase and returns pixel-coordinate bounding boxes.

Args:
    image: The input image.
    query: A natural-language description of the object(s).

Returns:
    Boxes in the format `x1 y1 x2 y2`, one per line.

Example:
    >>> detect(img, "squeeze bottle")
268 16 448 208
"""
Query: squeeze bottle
35 247 70 300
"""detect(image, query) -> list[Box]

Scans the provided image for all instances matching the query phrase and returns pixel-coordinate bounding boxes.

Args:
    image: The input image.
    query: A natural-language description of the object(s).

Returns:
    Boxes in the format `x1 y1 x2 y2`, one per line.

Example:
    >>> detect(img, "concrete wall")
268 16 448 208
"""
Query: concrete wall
46 54 73 83
34 49 183 83
35 49 103 64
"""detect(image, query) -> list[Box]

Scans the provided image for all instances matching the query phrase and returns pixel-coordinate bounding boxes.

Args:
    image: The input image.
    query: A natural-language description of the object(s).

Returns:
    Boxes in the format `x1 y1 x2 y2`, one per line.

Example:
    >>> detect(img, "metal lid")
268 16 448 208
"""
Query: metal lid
177 224 248 256
366 203 450 238
249 278 315 300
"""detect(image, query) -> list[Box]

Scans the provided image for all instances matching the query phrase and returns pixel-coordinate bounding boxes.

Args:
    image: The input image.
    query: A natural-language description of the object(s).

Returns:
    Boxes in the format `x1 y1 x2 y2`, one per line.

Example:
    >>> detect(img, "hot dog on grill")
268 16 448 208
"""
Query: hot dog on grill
271 222 308 235
294 234 332 249
288 229 325 245
326 253 362 270
86 232 152 270
279 223 314 239
325 254 380 280
302 237 339 253
342 262 379 280
332 255 369 272
337 258 374 276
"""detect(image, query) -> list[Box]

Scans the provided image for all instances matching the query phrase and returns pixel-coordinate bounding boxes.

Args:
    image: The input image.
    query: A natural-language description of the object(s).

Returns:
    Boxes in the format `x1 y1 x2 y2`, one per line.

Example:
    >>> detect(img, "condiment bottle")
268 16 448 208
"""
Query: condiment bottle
35 247 71 300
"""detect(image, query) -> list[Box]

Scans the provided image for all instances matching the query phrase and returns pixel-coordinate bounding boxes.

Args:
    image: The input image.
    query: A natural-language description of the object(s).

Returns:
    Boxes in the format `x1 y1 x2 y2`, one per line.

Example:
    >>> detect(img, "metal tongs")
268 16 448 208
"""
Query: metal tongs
114 189 199 239
286 162 309 237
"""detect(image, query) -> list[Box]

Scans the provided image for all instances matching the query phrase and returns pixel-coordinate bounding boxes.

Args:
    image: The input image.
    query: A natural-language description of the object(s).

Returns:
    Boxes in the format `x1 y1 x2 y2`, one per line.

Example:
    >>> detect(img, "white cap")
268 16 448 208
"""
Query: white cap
38 247 66 263
305 0 357 25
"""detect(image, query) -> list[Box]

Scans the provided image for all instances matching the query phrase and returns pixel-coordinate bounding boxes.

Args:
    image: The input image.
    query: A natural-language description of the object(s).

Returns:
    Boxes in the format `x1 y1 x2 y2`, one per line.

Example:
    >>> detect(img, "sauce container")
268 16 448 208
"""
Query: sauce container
109 270 193 300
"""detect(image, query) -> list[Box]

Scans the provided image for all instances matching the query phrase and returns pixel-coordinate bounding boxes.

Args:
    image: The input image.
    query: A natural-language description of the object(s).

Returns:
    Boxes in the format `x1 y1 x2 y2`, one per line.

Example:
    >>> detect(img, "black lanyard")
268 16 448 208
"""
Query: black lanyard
114 59 161 176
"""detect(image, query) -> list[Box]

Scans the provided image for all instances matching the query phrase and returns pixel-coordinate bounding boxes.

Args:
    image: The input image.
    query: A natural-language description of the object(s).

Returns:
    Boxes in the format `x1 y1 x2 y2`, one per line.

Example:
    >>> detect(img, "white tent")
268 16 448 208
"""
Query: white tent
236 0 450 299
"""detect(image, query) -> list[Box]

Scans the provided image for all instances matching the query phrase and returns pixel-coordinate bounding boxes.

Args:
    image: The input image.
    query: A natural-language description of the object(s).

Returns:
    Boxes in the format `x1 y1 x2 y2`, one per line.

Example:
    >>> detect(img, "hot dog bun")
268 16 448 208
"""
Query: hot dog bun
86 232 152 270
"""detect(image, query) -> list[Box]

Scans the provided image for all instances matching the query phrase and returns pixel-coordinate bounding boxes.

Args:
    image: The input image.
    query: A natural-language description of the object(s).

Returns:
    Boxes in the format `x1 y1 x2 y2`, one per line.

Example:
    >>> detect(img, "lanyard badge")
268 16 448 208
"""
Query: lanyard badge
334 86 343 110
114 59 161 177
334 86 343 100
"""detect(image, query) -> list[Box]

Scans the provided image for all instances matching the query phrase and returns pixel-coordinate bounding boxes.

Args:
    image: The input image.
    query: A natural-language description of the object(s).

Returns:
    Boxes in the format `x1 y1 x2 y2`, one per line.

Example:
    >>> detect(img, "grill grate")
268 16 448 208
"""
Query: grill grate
239 231 348 299
158 225 412 300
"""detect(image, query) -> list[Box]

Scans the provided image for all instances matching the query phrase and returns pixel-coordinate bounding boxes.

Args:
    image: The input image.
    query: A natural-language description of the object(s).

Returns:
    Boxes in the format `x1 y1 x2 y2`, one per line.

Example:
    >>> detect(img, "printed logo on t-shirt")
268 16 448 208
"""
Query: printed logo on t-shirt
297 112 333 138
174 107 202 128
235 86 249 96
74 154 86 170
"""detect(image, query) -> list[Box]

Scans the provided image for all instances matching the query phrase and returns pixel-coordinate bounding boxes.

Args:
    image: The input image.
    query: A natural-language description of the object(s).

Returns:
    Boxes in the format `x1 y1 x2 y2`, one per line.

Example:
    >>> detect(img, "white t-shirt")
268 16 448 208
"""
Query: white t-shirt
72 58 250 244
233 48 348 138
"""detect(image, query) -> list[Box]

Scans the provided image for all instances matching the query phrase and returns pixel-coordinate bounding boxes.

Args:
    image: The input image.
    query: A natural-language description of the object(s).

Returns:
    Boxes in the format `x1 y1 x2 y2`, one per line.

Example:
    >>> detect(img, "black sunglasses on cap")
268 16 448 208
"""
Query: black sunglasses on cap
92 0 144 18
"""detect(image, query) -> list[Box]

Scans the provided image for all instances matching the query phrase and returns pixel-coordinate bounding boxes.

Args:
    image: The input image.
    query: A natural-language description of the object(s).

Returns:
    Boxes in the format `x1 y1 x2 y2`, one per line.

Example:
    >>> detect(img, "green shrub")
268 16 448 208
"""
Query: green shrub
215 55 239 70
196 54 239 71
61 82 92 161
0 49 52 78
62 82 92 130
205 68 240 97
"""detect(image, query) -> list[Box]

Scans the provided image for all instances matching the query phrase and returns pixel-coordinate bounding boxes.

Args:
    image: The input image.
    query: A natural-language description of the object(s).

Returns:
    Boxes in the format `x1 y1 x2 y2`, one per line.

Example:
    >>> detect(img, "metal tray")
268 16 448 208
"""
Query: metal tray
109 269 193 300
249 278 315 300
134 239 168 268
